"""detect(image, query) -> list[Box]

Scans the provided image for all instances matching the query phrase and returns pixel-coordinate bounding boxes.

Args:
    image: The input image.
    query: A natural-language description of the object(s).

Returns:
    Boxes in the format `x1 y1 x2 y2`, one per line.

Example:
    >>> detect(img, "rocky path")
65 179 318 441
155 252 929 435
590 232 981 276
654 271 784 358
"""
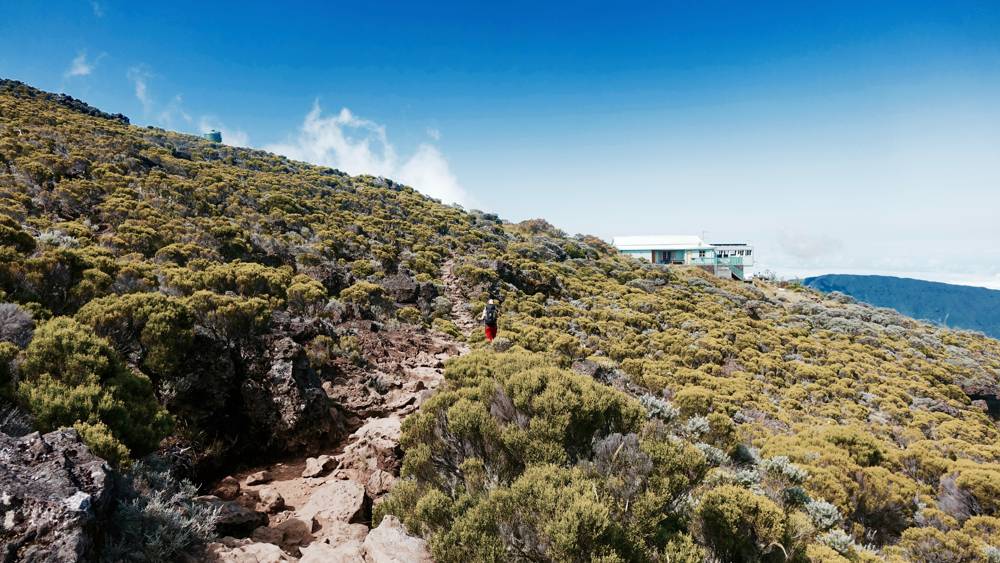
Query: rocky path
205 322 467 562
442 259 479 336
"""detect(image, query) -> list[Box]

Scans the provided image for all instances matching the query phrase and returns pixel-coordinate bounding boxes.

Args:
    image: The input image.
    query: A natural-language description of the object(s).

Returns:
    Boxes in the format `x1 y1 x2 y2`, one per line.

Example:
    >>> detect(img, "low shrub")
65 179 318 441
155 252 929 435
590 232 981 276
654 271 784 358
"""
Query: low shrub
16 317 172 464
101 458 219 562
696 484 785 562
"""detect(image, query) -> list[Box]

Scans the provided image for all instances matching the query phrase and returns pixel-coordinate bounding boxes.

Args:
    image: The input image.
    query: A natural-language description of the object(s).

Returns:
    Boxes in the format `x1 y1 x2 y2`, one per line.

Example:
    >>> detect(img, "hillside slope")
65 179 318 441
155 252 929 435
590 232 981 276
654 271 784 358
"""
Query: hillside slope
1 80 1000 562
805 273 1000 339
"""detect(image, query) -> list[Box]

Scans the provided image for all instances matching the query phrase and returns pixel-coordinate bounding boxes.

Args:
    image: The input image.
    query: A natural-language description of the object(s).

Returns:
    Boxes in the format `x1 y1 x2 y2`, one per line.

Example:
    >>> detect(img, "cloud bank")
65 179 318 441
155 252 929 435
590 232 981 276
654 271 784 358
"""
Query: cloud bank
265 102 471 206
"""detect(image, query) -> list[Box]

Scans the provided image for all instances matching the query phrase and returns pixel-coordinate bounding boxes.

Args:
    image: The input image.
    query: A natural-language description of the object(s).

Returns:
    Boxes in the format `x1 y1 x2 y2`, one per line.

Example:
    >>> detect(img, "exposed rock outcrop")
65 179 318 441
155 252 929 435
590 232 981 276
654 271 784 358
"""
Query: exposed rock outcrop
206 537 296 562
297 480 366 529
206 497 269 538
363 516 432 563
0 429 112 563
302 455 336 478
206 323 463 561
246 336 337 453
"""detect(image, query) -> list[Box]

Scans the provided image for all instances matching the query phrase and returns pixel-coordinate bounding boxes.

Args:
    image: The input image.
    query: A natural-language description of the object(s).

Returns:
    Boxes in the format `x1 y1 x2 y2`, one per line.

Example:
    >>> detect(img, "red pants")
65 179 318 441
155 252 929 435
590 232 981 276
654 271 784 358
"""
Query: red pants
485 324 497 342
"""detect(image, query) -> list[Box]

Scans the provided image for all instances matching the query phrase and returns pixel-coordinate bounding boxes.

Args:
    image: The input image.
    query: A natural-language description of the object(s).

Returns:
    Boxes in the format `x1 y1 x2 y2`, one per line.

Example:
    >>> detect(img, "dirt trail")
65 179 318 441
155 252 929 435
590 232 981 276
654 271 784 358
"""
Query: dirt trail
207 267 475 561
442 259 479 336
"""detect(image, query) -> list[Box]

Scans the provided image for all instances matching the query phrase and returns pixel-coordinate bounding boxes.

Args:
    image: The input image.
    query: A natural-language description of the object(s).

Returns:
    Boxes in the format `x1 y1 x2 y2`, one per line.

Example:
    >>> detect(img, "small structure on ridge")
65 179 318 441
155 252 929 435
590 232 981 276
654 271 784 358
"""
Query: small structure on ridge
612 235 754 280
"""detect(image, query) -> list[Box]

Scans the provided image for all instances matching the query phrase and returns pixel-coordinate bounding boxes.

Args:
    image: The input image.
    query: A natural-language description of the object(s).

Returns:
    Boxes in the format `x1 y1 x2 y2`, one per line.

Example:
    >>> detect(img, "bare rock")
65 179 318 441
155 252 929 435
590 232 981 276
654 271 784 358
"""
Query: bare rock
210 499 269 538
214 476 241 500
0 429 112 563
365 469 396 498
380 273 419 303
302 454 337 478
336 417 402 484
300 539 366 563
251 516 314 550
241 336 339 454
258 487 285 513
205 537 294 562
244 470 273 486
274 516 313 547
310 519 369 547
297 480 366 529
251 526 284 545
363 515 431 563
236 488 261 509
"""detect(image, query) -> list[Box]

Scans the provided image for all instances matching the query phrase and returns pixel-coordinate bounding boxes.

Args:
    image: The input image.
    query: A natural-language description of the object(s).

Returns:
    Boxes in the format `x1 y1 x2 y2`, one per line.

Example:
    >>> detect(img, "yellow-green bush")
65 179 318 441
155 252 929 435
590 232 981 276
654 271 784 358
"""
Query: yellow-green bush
17 317 172 464
695 484 785 562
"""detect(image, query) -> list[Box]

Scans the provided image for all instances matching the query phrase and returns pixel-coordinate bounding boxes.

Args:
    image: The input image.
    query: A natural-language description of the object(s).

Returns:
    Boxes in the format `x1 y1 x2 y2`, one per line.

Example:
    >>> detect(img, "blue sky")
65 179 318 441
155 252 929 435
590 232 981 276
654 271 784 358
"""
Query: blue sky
3 1 1000 286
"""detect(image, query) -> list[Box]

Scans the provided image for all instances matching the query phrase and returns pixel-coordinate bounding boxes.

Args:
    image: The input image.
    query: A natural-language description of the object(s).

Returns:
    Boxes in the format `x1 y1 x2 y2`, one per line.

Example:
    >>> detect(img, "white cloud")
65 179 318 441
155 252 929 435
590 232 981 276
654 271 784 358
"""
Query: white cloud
426 127 441 141
90 1 104 17
199 116 250 147
127 66 154 112
265 102 471 205
398 144 466 205
65 52 96 77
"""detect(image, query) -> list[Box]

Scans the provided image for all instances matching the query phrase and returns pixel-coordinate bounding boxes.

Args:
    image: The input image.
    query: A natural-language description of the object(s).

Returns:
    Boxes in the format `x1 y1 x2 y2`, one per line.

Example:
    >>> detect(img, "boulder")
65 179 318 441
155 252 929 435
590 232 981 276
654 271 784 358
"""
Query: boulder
214 475 241 500
381 274 419 303
242 336 338 453
273 516 313 547
244 470 272 486
251 526 284 545
300 539 366 563
297 480 366 528
363 515 432 563
365 469 396 498
205 537 294 562
209 499 269 538
0 429 112 563
250 516 314 549
258 487 285 513
302 454 337 478
170 320 343 469
415 282 440 316
309 519 369 547
336 417 402 484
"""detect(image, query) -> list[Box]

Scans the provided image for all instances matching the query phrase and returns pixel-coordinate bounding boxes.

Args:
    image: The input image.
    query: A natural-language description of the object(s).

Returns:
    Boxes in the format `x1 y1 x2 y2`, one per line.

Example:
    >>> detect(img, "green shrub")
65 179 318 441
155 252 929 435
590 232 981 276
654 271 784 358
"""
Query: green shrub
433 465 614 562
340 281 391 318
952 461 1000 515
17 317 172 464
696 485 785 562
0 341 18 399
286 274 327 314
76 293 194 377
74 420 131 466
432 317 462 339
397 306 423 325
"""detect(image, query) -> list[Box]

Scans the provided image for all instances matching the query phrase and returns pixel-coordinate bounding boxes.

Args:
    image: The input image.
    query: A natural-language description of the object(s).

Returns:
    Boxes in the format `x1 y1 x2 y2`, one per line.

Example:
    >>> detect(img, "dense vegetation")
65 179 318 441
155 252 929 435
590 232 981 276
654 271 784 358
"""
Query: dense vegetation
2 79 999 562
806 274 1000 340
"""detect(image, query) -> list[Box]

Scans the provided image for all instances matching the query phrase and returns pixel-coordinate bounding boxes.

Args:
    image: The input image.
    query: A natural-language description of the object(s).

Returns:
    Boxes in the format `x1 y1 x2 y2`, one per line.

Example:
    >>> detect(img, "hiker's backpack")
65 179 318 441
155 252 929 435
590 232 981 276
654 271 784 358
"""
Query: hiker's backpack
484 304 498 324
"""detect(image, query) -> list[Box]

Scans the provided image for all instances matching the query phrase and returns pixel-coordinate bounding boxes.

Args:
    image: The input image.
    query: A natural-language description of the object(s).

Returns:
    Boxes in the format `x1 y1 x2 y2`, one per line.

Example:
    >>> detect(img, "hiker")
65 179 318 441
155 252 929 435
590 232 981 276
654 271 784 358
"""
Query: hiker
480 298 499 342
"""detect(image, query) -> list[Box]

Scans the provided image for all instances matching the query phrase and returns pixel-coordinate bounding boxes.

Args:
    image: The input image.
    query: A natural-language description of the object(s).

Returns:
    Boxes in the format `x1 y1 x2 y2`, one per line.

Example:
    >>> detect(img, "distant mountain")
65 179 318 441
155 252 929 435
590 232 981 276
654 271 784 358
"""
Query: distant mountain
804 274 1000 338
